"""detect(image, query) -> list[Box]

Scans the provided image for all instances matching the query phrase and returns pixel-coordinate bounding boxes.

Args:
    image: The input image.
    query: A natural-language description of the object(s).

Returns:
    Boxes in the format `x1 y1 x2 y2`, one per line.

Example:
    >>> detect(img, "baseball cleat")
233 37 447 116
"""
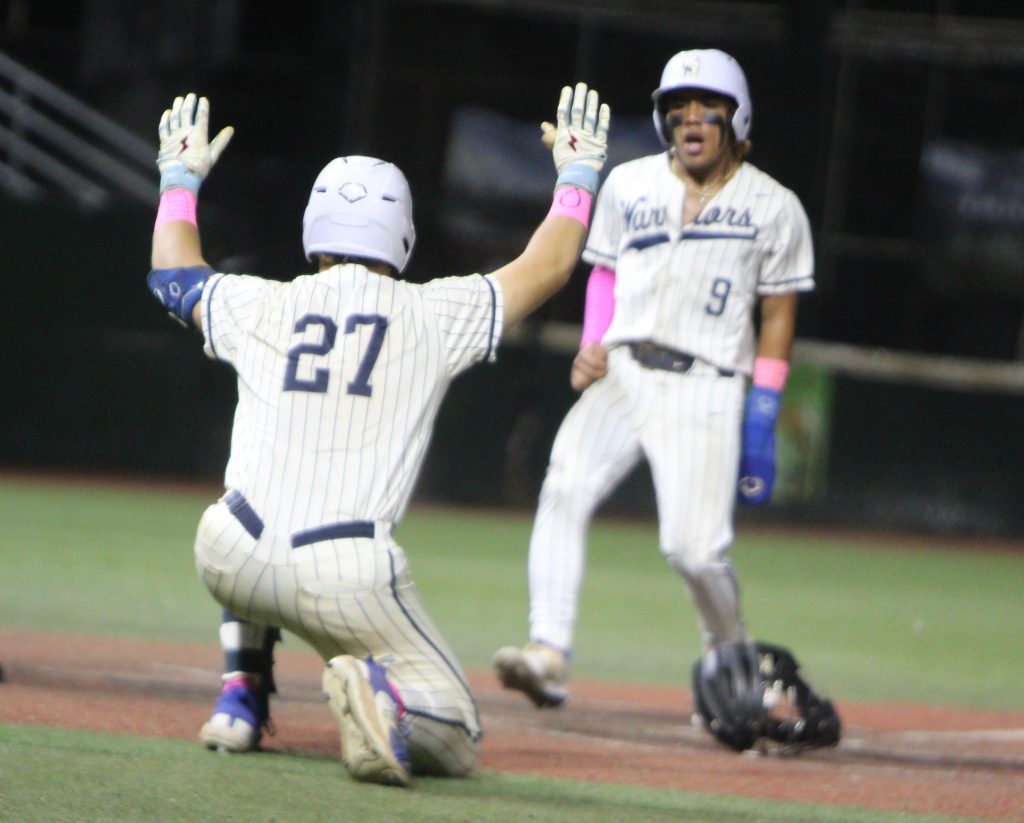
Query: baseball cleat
322 655 411 787
493 642 569 708
200 679 268 753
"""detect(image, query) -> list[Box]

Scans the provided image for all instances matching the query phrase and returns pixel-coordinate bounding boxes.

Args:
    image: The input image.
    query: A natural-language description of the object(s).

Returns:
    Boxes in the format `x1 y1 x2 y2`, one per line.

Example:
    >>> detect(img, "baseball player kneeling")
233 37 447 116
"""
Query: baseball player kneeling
147 85 609 785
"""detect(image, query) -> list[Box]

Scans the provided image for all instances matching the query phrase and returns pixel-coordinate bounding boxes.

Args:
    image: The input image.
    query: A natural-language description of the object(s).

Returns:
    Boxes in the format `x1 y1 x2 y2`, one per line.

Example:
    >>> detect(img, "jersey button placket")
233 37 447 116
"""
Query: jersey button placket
653 228 682 342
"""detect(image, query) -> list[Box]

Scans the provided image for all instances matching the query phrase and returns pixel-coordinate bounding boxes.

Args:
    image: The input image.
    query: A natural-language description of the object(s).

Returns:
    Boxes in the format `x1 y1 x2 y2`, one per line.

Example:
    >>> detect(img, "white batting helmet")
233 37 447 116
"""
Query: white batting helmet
302 156 416 273
651 49 752 146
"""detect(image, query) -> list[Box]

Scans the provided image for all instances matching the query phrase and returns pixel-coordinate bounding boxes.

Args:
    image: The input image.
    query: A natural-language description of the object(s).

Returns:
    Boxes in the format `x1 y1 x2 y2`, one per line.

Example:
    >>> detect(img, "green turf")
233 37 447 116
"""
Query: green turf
0 479 221 641
0 476 1020 823
0 476 1020 708
401 505 1023 710
0 725 985 823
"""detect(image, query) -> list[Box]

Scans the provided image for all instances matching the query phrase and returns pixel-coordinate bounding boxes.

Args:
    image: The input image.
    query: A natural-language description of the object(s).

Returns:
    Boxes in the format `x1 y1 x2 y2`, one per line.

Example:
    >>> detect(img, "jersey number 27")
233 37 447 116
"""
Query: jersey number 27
283 313 388 397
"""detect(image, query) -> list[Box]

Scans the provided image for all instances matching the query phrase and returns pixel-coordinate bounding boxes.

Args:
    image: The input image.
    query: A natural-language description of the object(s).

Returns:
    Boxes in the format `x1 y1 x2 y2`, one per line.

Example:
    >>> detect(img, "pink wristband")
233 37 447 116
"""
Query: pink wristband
753 357 790 392
547 186 593 228
580 266 616 346
155 188 198 228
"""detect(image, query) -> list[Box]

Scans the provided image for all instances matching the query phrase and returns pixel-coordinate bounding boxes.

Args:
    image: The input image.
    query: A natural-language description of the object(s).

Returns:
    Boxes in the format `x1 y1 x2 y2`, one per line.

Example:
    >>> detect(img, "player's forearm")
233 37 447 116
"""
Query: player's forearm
494 214 586 325
580 266 615 346
151 218 208 269
740 293 797 507
527 217 588 285
755 293 798 361
149 162 213 330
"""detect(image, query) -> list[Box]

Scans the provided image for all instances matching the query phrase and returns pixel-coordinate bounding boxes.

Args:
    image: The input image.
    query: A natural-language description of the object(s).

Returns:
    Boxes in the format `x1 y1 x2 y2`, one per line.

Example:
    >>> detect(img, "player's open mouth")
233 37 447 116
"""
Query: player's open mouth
683 132 704 155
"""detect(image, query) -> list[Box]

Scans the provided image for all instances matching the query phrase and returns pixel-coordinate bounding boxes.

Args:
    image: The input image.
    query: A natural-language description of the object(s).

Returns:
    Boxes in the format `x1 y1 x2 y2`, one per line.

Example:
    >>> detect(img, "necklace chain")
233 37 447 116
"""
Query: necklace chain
693 181 722 204
686 161 739 205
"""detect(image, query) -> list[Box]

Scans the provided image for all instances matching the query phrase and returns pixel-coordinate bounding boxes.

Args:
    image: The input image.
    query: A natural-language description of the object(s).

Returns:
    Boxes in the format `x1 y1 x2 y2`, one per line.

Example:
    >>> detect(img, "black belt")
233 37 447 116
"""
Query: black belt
225 490 264 539
223 491 375 547
627 343 735 378
291 520 375 548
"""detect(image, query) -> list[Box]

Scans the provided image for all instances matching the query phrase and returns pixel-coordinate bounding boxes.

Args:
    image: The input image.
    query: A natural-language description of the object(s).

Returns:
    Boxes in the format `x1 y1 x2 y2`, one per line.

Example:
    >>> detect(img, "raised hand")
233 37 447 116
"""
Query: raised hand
156 93 234 195
549 83 610 194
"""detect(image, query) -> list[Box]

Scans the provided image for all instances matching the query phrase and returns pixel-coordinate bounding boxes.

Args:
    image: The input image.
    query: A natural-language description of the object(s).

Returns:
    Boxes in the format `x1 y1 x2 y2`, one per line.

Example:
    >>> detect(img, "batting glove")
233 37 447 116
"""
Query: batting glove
156 92 234 195
737 386 780 507
548 83 610 194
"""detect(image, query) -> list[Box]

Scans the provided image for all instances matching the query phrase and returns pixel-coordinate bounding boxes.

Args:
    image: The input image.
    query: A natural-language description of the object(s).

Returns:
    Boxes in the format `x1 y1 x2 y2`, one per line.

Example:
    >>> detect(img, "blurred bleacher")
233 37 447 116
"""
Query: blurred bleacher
2 0 1023 536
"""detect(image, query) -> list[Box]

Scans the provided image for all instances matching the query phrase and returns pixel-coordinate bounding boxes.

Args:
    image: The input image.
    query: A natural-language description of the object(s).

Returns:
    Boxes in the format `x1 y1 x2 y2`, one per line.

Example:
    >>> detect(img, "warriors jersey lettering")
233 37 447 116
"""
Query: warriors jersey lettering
201 264 503 532
583 155 814 374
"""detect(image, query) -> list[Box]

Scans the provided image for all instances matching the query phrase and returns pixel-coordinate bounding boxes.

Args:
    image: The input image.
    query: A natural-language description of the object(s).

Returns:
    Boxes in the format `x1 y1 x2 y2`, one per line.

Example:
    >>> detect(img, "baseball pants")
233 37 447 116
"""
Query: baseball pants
528 346 747 650
194 496 480 776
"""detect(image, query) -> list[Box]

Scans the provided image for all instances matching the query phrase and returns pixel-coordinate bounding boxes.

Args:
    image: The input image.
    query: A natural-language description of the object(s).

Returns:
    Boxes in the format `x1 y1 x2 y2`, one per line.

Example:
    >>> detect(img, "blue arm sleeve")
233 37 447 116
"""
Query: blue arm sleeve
147 266 214 329
737 385 781 507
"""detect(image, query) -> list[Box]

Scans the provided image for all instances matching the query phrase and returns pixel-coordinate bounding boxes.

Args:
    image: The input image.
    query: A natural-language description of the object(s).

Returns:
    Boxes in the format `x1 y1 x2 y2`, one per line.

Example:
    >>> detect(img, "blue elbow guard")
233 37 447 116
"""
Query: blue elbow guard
147 266 214 329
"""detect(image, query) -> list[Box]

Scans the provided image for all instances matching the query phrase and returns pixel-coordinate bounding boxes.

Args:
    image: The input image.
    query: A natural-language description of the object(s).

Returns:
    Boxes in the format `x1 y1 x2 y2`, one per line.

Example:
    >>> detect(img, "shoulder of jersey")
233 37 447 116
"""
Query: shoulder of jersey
737 162 799 200
610 152 665 179
602 151 675 189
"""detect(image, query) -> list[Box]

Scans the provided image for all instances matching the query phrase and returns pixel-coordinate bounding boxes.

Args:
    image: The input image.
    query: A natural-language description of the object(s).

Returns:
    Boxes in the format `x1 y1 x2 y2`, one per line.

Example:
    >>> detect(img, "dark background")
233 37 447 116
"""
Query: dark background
2 0 1023 536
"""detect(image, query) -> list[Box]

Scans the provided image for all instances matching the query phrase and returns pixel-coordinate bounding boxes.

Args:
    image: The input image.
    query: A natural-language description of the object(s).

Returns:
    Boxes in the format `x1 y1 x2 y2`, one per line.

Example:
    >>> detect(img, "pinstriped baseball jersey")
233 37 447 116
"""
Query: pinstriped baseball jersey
200 263 503 533
582 155 814 374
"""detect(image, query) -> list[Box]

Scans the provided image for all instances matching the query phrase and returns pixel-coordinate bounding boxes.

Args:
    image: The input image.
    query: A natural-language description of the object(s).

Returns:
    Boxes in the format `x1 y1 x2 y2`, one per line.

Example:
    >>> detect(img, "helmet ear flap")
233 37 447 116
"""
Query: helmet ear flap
658 110 674 146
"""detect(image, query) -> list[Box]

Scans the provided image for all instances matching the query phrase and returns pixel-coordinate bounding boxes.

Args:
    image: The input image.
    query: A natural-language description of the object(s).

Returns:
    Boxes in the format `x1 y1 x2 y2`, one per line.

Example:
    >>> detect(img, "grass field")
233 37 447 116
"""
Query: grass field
1 475 1020 822
0 724 976 823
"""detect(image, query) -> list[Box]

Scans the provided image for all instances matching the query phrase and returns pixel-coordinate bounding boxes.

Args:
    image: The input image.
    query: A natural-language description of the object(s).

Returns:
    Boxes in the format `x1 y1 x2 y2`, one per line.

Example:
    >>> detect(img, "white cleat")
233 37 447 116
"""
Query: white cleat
200 713 260 753
199 680 266 753
322 655 411 787
493 642 569 708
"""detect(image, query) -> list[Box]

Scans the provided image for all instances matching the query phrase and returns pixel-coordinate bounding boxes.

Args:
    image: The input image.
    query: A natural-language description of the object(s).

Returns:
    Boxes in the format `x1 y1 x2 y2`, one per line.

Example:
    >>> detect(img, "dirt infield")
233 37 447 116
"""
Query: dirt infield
2 628 1022 820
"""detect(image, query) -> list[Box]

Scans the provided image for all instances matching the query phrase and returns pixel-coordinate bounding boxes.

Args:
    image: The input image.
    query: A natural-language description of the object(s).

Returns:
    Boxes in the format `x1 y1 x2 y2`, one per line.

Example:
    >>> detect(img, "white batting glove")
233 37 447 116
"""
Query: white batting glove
547 83 610 194
156 93 234 195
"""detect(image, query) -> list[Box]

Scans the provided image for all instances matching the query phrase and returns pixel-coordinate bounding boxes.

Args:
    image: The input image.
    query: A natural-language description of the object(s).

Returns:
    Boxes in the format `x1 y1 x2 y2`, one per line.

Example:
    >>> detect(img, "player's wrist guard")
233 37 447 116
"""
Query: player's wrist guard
147 265 214 330
155 188 198 227
753 356 789 392
547 184 594 227
737 385 780 506
555 163 600 195
158 162 205 196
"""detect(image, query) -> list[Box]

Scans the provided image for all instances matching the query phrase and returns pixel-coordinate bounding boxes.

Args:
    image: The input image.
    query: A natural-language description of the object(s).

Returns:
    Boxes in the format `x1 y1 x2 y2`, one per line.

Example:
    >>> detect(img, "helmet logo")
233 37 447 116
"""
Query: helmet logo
339 182 368 203
682 55 700 77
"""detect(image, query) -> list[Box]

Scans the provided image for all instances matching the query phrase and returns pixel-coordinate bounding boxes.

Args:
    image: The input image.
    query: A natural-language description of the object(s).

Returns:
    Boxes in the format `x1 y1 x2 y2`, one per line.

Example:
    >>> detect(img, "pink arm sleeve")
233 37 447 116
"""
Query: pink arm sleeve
580 265 616 346
753 357 790 391
154 188 197 228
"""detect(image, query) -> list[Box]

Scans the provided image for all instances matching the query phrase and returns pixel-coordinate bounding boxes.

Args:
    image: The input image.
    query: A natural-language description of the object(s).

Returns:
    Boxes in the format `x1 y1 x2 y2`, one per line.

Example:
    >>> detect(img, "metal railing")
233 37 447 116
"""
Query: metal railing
0 50 157 208
503 321 1024 396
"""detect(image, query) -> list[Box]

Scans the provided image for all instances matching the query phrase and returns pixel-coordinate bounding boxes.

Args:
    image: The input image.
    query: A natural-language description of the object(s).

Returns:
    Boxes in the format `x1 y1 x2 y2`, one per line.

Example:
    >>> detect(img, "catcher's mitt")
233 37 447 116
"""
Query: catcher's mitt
691 640 841 753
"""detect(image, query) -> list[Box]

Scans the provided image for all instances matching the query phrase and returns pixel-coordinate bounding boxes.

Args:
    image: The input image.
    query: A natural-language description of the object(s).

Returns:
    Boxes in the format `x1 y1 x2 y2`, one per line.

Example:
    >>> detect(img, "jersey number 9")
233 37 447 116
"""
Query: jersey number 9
705 277 731 317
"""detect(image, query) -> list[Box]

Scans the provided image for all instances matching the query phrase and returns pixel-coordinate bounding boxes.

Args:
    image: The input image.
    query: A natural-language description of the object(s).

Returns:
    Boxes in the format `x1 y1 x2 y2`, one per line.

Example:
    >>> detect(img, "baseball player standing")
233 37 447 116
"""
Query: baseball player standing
147 84 609 785
494 49 815 710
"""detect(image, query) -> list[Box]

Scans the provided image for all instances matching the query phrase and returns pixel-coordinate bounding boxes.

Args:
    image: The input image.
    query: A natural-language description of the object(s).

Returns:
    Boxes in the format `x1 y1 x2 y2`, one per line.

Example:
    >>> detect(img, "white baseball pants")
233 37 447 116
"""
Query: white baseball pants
527 346 747 651
194 496 480 777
